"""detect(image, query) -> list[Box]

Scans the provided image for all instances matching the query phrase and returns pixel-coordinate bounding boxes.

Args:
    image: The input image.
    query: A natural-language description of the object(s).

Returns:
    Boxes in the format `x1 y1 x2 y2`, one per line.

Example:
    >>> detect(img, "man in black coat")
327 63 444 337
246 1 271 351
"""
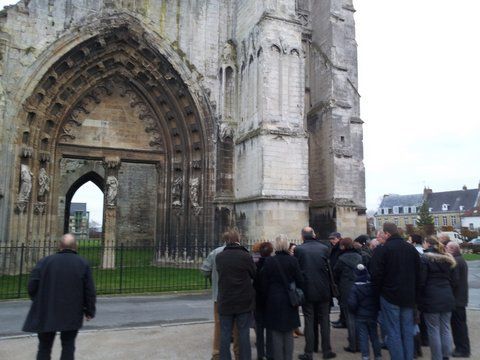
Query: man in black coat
23 233 96 360
370 222 420 360
216 230 256 360
294 227 336 360
446 242 471 358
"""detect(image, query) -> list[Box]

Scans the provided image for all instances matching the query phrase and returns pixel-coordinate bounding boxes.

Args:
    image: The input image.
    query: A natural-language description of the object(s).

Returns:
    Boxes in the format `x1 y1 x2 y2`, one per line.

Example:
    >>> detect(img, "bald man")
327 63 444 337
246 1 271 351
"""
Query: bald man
23 234 96 360
294 227 336 359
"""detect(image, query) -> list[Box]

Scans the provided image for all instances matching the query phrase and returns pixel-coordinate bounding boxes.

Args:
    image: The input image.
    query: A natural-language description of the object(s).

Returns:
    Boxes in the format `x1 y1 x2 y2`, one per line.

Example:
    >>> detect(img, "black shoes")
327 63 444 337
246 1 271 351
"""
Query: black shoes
298 354 313 360
331 322 347 329
322 352 337 359
452 350 470 358
343 346 357 353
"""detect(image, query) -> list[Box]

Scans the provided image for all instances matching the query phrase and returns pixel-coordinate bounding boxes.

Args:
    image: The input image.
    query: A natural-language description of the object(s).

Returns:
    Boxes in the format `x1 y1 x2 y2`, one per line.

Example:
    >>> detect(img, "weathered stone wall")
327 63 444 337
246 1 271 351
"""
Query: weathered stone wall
117 163 158 246
307 0 366 238
0 0 366 246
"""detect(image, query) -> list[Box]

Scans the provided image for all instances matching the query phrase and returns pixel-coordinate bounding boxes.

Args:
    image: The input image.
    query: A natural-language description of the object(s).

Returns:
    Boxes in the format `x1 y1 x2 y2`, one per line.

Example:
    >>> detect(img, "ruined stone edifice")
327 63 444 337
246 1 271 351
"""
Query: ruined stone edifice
0 0 366 249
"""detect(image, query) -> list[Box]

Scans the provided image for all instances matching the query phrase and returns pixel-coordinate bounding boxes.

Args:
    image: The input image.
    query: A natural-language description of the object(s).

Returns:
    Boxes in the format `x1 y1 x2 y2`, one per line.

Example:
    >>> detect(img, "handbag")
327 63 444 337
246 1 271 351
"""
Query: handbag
273 256 305 307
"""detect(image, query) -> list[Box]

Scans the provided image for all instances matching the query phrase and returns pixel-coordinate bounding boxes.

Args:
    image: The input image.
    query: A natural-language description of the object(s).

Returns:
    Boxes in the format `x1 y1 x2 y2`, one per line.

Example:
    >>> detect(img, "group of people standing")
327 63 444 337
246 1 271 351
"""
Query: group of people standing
202 222 471 360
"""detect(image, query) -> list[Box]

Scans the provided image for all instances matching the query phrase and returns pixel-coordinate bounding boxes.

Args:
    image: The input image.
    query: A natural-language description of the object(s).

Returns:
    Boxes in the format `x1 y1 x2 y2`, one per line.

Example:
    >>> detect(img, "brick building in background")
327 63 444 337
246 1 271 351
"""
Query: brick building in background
375 185 480 231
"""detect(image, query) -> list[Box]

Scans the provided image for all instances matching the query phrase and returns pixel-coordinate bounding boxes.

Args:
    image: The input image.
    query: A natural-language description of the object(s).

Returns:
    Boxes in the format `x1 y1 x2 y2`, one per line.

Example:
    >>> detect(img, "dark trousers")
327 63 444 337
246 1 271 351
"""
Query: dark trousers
451 306 470 355
37 330 78 360
271 330 294 360
302 301 331 356
344 308 357 351
220 312 252 360
356 319 381 359
254 311 273 359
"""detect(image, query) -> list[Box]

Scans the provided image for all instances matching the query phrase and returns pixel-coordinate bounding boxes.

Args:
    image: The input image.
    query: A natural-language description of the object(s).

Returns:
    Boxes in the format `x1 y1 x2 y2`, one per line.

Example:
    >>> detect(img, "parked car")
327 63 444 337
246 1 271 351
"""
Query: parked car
437 231 465 244
469 238 480 244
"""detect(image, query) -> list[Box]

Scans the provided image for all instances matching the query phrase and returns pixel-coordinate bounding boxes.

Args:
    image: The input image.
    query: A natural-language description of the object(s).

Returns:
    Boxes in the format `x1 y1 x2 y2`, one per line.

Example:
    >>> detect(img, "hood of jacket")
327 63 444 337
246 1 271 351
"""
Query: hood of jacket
339 249 362 268
423 249 456 268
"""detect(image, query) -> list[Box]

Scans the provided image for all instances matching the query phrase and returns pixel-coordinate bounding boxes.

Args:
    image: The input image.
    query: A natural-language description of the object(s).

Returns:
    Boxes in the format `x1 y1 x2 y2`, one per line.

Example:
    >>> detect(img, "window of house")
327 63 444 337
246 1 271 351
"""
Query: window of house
394 217 398 225
459 206 464 211
411 206 416 213
442 204 449 211
403 206 409 214
393 206 399 214
442 216 448 226
429 208 433 212
470 223 474 230
388 208 393 214
452 216 457 226
434 216 439 226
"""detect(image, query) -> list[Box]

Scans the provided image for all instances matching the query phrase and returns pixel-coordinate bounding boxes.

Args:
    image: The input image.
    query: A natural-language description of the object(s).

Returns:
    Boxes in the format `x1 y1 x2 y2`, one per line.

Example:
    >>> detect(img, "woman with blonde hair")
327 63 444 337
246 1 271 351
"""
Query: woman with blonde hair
419 236 457 360
260 234 303 360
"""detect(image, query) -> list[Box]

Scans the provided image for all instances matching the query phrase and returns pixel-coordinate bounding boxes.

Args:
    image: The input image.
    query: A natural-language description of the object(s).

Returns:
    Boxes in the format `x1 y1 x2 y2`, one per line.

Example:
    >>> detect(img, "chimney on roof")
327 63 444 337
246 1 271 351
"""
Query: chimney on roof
463 185 467 191
423 187 432 196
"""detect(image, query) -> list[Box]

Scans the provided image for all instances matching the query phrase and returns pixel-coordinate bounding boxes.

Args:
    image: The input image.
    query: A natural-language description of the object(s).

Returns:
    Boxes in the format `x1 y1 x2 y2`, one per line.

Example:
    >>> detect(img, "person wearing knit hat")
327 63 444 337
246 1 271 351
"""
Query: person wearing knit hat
355 264 370 283
348 264 382 360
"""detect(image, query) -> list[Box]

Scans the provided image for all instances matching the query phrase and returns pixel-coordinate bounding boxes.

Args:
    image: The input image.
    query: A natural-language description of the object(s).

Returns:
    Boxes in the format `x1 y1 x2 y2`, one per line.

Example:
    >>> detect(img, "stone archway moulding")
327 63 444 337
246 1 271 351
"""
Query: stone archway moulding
9 12 215 252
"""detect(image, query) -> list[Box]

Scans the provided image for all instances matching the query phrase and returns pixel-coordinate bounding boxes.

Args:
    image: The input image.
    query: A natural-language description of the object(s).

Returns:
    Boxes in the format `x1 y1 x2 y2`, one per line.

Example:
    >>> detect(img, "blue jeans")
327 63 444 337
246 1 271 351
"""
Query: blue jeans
356 319 381 359
423 312 452 360
219 312 252 360
380 296 414 360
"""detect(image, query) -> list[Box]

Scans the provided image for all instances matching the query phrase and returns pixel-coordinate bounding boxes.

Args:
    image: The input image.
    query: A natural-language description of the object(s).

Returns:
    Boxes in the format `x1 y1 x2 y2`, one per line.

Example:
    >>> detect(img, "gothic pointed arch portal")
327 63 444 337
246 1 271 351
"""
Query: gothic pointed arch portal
13 22 213 257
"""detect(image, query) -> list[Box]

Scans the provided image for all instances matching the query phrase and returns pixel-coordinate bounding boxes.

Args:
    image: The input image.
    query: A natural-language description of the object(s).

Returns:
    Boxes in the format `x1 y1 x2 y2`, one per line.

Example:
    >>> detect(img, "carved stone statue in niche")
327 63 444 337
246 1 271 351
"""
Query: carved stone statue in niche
189 177 200 208
218 122 234 142
172 176 183 207
106 176 118 206
38 168 50 197
17 164 33 202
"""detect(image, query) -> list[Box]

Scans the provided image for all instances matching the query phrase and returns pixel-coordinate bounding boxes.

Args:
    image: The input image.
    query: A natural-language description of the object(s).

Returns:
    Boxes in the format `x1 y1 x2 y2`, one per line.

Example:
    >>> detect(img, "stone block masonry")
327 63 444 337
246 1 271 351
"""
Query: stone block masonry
0 0 365 249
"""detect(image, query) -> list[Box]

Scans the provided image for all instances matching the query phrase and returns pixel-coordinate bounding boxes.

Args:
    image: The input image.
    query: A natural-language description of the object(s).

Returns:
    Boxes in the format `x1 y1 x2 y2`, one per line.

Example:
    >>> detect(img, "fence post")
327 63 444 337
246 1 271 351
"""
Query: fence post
17 243 25 298
119 243 124 294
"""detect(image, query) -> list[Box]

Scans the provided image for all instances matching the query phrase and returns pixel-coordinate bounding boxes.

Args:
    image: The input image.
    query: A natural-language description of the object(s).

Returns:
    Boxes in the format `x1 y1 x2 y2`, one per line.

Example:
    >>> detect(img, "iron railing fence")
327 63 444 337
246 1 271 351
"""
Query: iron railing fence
0 241 234 300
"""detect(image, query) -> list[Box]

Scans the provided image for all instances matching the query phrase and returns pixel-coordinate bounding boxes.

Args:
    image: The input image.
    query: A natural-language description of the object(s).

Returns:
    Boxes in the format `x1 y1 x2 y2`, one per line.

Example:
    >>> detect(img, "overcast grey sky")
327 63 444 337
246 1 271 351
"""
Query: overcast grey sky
1 0 478 222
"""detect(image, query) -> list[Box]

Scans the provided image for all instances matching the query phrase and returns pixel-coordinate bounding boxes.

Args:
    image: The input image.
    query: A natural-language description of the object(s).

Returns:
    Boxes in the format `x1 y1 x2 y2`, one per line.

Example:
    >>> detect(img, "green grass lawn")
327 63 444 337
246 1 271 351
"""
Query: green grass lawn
0 266 208 300
0 243 211 300
463 253 480 261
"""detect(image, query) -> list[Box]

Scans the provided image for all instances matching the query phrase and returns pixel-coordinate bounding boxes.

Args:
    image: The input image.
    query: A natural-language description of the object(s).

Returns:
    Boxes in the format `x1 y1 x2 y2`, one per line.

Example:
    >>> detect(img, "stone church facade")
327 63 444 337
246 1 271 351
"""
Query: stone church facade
0 0 365 249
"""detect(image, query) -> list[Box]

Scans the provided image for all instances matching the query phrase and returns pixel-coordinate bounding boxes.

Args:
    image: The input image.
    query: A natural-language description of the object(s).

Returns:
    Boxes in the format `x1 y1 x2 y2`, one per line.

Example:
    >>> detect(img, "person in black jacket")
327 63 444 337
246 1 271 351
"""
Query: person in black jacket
333 237 363 353
216 229 256 360
328 232 345 329
22 233 96 360
446 242 470 358
254 241 274 360
370 222 421 360
294 227 336 360
354 234 372 270
348 264 381 360
419 236 457 360
261 235 303 360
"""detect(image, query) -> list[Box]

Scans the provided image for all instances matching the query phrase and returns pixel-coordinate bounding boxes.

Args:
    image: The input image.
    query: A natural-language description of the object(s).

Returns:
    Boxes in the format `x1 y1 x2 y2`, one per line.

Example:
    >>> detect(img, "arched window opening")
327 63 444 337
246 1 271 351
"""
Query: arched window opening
64 173 104 239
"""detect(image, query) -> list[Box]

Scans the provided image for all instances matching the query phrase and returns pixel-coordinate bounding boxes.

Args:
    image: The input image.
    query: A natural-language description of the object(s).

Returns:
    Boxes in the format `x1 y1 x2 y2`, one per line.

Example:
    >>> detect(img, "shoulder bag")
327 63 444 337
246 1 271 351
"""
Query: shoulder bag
273 256 305 307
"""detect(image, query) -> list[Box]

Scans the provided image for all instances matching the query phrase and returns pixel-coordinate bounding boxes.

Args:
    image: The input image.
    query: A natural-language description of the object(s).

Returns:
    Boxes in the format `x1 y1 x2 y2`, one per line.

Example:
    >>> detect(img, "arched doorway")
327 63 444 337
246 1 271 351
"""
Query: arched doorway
64 172 104 236
12 20 214 255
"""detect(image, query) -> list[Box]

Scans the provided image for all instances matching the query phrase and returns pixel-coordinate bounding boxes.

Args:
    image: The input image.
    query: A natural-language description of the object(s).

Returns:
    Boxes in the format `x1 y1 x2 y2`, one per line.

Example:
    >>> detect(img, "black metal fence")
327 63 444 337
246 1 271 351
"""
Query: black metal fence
0 241 220 300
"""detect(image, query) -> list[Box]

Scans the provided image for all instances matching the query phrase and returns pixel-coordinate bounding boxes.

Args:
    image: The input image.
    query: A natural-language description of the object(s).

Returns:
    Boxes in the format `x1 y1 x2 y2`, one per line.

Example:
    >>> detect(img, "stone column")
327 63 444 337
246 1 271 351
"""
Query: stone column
102 156 120 269
233 5 309 242
307 0 366 238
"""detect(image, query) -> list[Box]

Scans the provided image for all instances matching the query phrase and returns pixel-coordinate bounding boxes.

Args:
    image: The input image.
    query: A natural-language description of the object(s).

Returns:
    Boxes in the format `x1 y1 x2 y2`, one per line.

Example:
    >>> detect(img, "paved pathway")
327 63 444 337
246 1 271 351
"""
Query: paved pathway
1 311 478 360
0 260 478 359
0 292 212 338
